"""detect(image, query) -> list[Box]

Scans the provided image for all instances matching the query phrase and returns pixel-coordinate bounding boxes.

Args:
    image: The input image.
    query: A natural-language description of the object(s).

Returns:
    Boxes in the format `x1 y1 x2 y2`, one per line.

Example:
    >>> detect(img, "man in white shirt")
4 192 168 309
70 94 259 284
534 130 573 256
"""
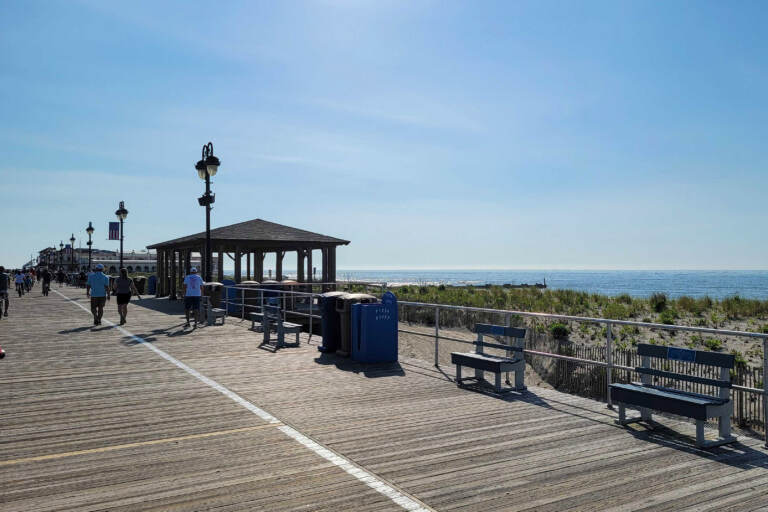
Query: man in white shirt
182 267 204 328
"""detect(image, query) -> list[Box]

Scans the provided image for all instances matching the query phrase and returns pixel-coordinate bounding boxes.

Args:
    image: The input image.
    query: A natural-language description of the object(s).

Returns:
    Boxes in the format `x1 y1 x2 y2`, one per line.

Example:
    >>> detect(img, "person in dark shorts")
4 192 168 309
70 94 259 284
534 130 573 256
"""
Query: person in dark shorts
182 267 204 328
86 264 110 326
113 268 140 325
41 268 52 296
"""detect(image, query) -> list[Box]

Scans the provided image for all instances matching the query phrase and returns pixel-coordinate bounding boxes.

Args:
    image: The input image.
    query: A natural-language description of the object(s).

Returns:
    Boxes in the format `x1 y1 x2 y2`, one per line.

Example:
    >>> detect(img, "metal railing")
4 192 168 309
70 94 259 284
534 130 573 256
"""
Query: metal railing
398 300 768 447
214 285 768 448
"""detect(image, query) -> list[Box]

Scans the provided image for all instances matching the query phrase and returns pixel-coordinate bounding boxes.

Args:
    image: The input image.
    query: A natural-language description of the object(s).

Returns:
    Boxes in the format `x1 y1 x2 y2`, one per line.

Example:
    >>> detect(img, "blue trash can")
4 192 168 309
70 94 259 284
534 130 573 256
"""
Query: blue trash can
350 292 398 363
221 279 238 314
147 275 157 295
318 291 348 353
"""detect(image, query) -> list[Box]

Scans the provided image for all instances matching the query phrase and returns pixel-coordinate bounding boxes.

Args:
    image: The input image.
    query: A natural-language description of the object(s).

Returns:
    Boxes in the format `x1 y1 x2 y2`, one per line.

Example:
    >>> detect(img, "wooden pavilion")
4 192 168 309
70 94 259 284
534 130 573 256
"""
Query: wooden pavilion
147 219 349 298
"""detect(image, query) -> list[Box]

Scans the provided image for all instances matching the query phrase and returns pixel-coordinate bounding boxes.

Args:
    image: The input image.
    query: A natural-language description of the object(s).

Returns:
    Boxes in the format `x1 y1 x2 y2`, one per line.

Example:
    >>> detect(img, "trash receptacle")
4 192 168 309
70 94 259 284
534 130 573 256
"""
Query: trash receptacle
240 281 261 316
318 291 348 353
203 282 224 307
134 276 147 294
221 279 237 314
147 275 157 295
351 292 398 363
336 293 378 357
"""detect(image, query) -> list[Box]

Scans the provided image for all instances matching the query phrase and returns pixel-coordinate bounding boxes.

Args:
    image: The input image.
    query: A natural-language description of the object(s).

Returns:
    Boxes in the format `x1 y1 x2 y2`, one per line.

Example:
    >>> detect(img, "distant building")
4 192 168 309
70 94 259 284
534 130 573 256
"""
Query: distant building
35 247 216 274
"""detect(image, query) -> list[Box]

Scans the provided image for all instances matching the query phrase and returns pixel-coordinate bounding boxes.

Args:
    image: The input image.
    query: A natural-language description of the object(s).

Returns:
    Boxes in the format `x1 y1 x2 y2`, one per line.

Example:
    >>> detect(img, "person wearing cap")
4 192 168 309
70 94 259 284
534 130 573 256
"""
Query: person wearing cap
182 267 204 328
86 264 110 326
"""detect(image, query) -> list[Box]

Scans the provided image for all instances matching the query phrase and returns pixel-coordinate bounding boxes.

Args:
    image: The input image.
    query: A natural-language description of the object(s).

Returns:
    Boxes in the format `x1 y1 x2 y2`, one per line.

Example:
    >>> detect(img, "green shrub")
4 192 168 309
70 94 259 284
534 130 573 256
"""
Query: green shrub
649 292 668 313
616 293 633 305
603 302 629 320
704 338 723 351
731 350 747 367
760 324 768 334
549 323 570 339
658 309 677 325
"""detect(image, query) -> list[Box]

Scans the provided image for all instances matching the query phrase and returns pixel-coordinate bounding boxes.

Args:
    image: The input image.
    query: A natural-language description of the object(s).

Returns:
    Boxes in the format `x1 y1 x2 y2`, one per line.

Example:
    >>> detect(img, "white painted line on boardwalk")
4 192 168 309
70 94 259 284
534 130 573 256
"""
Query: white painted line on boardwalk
54 290 432 512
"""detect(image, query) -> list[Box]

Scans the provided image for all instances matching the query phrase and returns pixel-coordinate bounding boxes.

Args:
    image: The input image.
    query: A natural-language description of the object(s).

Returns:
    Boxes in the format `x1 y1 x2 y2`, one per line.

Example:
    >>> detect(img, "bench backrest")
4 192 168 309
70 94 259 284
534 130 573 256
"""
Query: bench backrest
635 344 734 400
474 323 526 356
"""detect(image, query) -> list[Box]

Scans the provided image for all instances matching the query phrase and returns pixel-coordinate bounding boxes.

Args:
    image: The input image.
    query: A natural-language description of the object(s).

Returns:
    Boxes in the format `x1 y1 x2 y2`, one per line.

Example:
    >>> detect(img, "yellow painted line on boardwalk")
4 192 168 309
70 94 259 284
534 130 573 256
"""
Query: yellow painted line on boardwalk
0 424 280 466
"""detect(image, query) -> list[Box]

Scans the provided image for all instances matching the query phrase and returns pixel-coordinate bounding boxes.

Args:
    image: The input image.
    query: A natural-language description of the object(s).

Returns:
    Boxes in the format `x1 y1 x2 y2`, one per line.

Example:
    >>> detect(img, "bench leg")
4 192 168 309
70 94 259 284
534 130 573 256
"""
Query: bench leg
494 372 502 393
719 414 731 439
514 367 526 391
640 407 652 422
696 420 705 447
475 368 484 382
456 365 462 386
618 403 626 423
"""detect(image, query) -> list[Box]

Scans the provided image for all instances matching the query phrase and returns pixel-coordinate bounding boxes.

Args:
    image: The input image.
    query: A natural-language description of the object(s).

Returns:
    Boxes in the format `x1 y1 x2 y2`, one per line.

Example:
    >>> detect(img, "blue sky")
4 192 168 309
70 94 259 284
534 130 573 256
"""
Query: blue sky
2 0 767 270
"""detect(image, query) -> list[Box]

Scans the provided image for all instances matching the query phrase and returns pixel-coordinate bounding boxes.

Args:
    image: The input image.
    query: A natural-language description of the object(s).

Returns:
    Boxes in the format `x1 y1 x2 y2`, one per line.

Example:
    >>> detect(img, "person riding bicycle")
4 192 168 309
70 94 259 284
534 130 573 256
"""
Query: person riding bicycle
0 266 9 317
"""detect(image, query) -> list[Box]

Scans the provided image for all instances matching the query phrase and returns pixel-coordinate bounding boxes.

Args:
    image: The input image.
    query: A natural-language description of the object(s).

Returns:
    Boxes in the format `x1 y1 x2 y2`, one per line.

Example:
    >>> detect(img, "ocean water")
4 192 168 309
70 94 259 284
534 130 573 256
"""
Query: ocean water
334 270 768 300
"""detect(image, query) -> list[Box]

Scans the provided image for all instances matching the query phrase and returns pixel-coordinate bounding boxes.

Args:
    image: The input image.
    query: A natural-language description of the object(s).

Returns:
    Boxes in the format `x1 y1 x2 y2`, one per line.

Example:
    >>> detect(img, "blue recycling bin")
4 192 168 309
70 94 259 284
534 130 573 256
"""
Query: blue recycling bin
318 291 348 353
147 275 157 295
222 279 239 314
350 292 398 363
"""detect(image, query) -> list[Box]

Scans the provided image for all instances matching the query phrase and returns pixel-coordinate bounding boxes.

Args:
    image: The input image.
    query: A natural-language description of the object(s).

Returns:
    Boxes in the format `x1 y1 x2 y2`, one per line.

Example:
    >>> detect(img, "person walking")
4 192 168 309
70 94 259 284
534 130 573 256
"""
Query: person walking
0 266 10 318
41 267 52 296
113 268 140 325
182 267 204 329
14 271 25 297
86 264 110 326
56 268 66 288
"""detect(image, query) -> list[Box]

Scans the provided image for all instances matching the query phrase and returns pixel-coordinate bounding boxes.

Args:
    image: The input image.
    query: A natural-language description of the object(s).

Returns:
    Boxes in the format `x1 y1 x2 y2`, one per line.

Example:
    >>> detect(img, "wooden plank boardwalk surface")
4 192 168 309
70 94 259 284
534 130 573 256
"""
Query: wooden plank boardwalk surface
1 286 767 511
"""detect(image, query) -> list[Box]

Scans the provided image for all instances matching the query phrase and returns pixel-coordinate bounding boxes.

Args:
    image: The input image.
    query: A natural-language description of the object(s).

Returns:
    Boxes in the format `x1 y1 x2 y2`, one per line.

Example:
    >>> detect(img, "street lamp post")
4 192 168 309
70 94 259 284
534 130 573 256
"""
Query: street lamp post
86 222 94 271
196 142 220 283
115 201 128 270
59 241 64 270
69 234 76 271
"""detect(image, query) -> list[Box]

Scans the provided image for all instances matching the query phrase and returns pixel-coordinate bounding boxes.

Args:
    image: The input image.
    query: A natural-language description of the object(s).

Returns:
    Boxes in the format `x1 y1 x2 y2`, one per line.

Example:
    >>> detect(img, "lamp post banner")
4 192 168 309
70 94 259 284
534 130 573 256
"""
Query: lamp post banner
109 222 120 240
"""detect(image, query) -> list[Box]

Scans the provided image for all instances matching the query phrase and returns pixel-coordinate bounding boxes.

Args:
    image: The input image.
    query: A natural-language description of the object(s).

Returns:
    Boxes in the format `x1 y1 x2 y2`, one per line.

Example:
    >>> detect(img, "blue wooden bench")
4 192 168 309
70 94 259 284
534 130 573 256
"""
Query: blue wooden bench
610 343 736 448
260 302 301 350
451 324 527 394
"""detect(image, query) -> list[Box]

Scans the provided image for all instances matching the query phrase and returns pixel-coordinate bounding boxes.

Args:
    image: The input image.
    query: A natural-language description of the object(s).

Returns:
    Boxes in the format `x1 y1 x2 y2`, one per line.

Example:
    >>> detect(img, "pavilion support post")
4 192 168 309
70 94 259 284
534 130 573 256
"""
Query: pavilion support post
328 246 336 291
256 251 264 282
321 248 329 292
217 250 224 281
164 250 170 296
170 250 177 300
234 247 242 283
307 250 313 294
246 251 251 280
276 251 285 281
185 250 191 276
156 249 163 297
297 250 305 282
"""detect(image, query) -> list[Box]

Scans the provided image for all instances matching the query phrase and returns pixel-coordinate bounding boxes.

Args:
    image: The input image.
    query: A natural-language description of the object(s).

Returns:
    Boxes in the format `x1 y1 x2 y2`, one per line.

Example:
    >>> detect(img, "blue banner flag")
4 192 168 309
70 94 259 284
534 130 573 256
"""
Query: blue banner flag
109 222 120 240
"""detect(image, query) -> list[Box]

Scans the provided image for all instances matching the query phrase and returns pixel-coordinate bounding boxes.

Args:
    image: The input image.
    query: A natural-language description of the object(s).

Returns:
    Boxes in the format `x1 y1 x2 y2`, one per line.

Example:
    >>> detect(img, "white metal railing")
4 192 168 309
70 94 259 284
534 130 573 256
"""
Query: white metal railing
212 285 768 448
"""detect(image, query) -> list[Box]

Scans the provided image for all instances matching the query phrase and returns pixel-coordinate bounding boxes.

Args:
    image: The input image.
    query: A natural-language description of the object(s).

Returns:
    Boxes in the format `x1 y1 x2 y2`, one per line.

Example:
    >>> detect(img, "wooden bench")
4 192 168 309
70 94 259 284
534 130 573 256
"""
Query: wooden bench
451 324 527 394
250 311 264 331
260 304 302 349
610 343 736 448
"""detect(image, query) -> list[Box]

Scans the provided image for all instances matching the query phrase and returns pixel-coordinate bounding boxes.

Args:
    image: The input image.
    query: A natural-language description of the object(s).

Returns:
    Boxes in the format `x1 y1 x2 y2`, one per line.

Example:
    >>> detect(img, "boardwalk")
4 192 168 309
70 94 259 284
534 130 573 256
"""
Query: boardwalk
2 288 768 511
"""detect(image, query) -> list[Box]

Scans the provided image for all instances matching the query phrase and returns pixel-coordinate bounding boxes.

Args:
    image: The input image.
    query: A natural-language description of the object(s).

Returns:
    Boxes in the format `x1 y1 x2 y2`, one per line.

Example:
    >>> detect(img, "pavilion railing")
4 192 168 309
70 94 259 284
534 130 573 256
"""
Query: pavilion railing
218 285 768 447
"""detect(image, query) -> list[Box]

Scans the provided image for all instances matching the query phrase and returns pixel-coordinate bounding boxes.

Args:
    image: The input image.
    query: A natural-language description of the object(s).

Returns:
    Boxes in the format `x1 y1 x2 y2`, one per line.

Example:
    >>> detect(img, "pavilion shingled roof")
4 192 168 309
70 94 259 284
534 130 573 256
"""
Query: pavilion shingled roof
146 219 349 249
